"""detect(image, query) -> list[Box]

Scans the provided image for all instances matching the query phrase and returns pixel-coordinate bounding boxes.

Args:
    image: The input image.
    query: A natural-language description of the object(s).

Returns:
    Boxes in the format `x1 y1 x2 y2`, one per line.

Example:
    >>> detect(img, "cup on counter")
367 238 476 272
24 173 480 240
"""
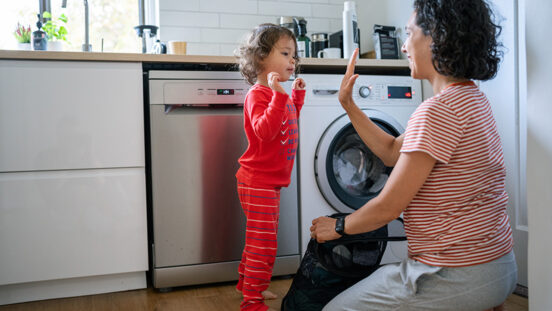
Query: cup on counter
167 41 187 55
317 47 341 59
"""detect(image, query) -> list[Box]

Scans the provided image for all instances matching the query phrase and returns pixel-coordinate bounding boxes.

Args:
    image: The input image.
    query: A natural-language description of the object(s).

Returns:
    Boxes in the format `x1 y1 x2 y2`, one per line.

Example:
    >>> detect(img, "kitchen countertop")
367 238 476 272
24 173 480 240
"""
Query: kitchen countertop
0 50 409 69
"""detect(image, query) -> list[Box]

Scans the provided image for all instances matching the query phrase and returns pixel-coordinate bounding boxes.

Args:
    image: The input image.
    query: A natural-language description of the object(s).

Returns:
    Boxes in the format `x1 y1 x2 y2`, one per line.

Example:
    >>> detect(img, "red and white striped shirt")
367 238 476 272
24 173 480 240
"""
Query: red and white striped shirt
400 81 513 267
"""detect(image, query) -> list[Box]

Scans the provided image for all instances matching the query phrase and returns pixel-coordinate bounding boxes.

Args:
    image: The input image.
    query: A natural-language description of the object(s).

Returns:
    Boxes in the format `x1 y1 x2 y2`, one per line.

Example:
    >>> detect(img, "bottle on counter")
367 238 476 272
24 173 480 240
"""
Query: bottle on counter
32 14 47 51
296 18 310 58
342 1 359 59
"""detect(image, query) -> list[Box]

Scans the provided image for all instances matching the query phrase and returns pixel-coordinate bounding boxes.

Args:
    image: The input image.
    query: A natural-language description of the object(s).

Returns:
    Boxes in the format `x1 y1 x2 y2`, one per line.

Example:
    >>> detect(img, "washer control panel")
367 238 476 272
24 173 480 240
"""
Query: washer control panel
304 74 423 106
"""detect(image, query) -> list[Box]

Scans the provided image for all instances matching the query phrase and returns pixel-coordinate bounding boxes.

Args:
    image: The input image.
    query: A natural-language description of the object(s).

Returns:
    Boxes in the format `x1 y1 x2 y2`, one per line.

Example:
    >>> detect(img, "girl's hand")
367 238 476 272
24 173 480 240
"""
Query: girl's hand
338 48 360 108
292 77 306 90
268 72 287 94
310 216 341 243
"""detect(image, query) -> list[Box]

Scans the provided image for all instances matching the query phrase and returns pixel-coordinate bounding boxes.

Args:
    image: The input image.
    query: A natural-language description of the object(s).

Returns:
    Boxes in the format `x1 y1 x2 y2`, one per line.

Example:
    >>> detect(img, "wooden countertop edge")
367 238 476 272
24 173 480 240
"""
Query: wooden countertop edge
0 50 410 68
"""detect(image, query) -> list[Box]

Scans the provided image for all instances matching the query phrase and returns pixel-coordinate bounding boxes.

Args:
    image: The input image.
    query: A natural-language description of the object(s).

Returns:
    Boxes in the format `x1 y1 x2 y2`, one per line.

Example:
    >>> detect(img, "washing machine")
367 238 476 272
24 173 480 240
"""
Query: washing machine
298 73 423 264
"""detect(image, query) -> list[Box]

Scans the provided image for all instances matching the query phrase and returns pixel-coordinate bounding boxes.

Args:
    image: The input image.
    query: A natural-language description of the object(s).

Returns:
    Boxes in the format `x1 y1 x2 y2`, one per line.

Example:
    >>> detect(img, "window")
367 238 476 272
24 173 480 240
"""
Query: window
1 0 143 53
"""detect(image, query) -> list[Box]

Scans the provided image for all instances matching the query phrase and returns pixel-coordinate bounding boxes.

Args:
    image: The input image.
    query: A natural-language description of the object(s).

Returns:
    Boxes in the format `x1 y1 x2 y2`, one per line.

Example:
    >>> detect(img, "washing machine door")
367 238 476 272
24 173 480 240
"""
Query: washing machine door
315 109 404 213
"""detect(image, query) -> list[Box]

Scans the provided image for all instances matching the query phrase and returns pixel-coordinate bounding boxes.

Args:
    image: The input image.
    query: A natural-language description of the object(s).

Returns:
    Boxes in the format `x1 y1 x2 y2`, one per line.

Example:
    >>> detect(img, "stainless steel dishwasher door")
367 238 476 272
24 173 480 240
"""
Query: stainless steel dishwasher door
151 106 247 267
148 71 300 288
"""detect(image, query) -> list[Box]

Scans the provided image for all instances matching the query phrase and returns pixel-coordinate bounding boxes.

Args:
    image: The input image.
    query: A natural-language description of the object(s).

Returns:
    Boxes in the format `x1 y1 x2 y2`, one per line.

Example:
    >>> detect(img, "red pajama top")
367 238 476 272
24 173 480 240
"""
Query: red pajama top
400 81 513 267
236 84 305 188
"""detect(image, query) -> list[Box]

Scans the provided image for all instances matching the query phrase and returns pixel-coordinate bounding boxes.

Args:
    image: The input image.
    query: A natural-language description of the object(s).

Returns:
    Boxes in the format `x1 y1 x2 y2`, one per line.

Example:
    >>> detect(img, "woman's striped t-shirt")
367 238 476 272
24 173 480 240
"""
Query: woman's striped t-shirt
400 81 513 267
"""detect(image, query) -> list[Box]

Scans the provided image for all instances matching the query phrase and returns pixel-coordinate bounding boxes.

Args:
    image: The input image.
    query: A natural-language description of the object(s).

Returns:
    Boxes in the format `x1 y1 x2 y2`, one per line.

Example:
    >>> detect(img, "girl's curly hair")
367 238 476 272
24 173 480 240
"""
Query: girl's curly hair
235 23 299 85
413 0 503 81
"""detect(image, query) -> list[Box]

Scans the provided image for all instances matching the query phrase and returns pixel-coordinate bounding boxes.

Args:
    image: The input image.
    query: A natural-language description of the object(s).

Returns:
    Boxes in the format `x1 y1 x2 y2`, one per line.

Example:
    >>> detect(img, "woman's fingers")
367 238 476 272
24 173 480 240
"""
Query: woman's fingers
346 48 359 73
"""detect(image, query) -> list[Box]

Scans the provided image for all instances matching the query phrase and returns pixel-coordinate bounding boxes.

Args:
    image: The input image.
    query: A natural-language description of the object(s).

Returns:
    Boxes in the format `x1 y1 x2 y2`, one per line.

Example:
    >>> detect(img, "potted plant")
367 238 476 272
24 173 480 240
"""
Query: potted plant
14 23 32 50
42 11 68 51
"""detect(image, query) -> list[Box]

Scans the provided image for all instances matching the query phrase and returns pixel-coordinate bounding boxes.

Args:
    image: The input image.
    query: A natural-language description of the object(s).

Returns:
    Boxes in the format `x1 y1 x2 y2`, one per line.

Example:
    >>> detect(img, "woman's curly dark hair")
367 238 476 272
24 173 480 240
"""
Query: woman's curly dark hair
413 0 503 81
235 23 299 85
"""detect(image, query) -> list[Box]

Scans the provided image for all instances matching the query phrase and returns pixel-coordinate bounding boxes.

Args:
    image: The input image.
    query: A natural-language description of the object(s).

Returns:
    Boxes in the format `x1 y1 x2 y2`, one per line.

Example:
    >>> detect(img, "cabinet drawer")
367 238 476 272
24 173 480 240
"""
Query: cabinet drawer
0 168 148 286
0 60 144 172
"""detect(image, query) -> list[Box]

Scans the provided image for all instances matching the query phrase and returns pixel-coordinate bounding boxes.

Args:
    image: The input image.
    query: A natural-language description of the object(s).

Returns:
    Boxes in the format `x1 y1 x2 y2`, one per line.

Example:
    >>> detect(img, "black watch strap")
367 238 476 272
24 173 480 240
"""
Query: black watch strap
335 216 346 236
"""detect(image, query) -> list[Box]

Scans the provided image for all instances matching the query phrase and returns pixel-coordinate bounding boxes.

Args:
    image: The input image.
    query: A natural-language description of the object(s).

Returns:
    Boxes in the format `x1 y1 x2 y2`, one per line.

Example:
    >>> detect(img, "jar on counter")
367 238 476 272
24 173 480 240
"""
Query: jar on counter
311 33 328 58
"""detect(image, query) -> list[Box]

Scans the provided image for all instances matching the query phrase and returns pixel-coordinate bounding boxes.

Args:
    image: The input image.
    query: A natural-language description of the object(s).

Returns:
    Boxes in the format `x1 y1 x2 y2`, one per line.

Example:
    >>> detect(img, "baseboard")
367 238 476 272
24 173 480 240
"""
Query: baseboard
0 271 146 306
153 254 300 290
514 284 528 297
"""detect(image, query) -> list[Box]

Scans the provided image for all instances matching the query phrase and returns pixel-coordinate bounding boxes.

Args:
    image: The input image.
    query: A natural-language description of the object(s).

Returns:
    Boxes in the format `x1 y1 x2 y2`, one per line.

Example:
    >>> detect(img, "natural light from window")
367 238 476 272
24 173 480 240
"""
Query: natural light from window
1 0 141 53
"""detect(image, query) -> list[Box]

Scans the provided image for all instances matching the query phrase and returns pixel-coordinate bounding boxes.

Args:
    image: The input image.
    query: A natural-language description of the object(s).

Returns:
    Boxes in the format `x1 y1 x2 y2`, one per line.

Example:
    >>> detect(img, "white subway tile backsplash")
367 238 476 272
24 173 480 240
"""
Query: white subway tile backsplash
311 4 342 18
258 2 311 17
159 27 201 42
220 44 242 56
160 0 200 11
199 0 258 14
187 43 221 56
285 0 330 3
161 11 219 27
305 18 332 34
201 28 251 44
157 0 359 56
329 18 343 32
220 14 278 29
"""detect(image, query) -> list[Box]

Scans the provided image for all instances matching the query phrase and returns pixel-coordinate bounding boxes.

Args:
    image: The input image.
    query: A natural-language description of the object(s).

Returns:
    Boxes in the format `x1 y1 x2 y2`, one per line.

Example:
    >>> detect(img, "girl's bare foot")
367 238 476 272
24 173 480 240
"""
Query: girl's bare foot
262 290 278 300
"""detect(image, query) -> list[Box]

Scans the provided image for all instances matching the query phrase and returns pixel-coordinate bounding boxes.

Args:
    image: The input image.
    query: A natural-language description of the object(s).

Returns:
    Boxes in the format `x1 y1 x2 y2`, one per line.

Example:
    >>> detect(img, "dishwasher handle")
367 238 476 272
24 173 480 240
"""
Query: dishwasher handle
164 103 243 114
313 89 338 95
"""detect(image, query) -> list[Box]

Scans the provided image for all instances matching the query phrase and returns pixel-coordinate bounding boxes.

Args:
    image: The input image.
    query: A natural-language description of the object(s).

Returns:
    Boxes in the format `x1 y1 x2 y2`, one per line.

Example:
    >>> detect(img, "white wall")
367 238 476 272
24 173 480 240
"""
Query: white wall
356 0 413 58
525 0 552 309
157 0 412 56
480 0 527 287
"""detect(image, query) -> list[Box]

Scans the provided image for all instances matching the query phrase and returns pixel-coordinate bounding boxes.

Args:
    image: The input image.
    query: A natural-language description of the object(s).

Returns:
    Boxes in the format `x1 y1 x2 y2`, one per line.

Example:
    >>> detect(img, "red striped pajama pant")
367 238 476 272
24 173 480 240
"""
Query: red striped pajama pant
236 181 280 311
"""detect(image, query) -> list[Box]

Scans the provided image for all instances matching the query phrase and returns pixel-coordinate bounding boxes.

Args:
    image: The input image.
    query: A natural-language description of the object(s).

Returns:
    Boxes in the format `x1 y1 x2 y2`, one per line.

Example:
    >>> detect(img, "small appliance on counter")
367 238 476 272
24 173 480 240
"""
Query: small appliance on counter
278 16 299 36
329 29 361 59
134 24 159 53
311 33 328 58
32 14 47 51
373 24 400 59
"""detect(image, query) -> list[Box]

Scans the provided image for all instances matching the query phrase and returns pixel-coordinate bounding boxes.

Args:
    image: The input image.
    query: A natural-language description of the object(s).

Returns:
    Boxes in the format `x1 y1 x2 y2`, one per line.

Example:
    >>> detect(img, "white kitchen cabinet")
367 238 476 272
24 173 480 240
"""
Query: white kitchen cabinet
0 60 147 305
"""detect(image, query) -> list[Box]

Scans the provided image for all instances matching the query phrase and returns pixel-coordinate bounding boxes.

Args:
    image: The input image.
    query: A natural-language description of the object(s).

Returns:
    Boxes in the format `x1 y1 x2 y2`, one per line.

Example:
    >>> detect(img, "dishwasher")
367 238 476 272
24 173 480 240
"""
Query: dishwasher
147 70 300 290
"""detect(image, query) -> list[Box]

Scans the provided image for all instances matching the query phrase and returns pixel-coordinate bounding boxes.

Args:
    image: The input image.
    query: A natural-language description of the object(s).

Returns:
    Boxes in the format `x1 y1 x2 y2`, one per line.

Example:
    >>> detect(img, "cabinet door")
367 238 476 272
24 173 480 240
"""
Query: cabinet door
0 60 144 172
0 168 148 286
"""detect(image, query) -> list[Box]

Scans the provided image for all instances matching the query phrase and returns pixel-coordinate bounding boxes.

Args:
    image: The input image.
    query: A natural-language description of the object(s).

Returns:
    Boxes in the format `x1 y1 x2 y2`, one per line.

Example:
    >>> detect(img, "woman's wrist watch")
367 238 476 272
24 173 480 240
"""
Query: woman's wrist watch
335 216 346 236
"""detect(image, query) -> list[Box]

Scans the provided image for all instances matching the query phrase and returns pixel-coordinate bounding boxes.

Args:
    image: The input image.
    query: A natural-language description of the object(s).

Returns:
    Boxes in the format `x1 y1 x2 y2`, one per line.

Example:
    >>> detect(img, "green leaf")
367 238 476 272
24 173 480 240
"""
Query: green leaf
59 14 68 23
43 11 52 18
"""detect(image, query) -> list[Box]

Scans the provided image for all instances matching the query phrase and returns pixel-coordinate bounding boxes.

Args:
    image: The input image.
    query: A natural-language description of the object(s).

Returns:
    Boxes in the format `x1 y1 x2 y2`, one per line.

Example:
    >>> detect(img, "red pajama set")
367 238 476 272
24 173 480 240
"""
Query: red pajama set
236 84 305 311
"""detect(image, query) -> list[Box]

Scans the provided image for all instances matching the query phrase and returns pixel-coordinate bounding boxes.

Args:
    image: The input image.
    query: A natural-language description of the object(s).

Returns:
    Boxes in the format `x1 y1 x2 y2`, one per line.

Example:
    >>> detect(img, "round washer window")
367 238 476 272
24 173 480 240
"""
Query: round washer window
326 119 399 210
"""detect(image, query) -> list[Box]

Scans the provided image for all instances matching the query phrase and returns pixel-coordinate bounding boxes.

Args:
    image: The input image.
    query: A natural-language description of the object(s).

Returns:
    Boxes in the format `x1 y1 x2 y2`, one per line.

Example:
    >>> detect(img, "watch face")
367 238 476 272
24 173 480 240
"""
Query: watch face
335 216 345 235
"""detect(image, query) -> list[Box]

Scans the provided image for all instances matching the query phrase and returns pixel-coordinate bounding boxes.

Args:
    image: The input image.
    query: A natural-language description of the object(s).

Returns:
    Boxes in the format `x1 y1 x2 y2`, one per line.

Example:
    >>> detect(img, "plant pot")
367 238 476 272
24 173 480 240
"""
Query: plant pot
47 41 64 51
17 43 32 50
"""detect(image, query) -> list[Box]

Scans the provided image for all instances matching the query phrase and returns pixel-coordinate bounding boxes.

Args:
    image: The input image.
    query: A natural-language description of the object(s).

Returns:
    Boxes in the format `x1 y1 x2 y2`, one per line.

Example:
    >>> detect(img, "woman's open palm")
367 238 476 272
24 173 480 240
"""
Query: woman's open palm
338 48 360 108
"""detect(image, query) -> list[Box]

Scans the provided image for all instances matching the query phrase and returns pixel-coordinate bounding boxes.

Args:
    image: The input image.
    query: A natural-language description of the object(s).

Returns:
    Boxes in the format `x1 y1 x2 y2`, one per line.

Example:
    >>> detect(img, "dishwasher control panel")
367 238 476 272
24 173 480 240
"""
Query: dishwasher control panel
149 71 294 106
150 80 249 105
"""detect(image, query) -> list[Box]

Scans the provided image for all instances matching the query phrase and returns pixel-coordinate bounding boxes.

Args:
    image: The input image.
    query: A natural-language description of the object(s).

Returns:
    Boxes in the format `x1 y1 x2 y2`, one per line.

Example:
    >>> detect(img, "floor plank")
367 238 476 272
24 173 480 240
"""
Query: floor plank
0 277 527 311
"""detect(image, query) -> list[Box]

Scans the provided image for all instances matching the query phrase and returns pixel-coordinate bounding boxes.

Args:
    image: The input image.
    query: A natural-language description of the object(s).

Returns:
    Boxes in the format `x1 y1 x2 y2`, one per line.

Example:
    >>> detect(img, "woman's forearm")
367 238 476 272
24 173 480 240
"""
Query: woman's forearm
342 99 403 166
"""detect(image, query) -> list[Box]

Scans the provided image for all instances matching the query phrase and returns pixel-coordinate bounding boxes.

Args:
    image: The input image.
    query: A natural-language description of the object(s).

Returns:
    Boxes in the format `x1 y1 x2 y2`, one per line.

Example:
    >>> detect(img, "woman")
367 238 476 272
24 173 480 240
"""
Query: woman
310 0 517 310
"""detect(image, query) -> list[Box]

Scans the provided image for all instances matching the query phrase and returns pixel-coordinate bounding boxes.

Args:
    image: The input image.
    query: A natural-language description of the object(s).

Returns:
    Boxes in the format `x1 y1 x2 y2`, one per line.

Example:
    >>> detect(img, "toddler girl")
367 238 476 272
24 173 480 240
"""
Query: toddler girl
234 23 306 311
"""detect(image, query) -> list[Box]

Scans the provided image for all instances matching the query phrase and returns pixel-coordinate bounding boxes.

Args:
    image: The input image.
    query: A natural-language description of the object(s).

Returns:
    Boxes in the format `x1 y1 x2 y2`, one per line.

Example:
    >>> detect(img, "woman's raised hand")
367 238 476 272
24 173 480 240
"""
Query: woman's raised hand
338 48 360 108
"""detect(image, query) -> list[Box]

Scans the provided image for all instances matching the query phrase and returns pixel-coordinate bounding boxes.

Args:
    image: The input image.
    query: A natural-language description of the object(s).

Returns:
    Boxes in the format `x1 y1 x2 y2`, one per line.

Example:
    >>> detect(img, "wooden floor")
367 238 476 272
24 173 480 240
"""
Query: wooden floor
0 277 528 311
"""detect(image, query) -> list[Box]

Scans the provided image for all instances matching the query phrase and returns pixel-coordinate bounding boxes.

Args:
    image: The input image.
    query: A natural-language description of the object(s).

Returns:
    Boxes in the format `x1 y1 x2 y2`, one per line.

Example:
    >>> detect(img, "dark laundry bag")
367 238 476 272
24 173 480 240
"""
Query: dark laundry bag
281 213 406 311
